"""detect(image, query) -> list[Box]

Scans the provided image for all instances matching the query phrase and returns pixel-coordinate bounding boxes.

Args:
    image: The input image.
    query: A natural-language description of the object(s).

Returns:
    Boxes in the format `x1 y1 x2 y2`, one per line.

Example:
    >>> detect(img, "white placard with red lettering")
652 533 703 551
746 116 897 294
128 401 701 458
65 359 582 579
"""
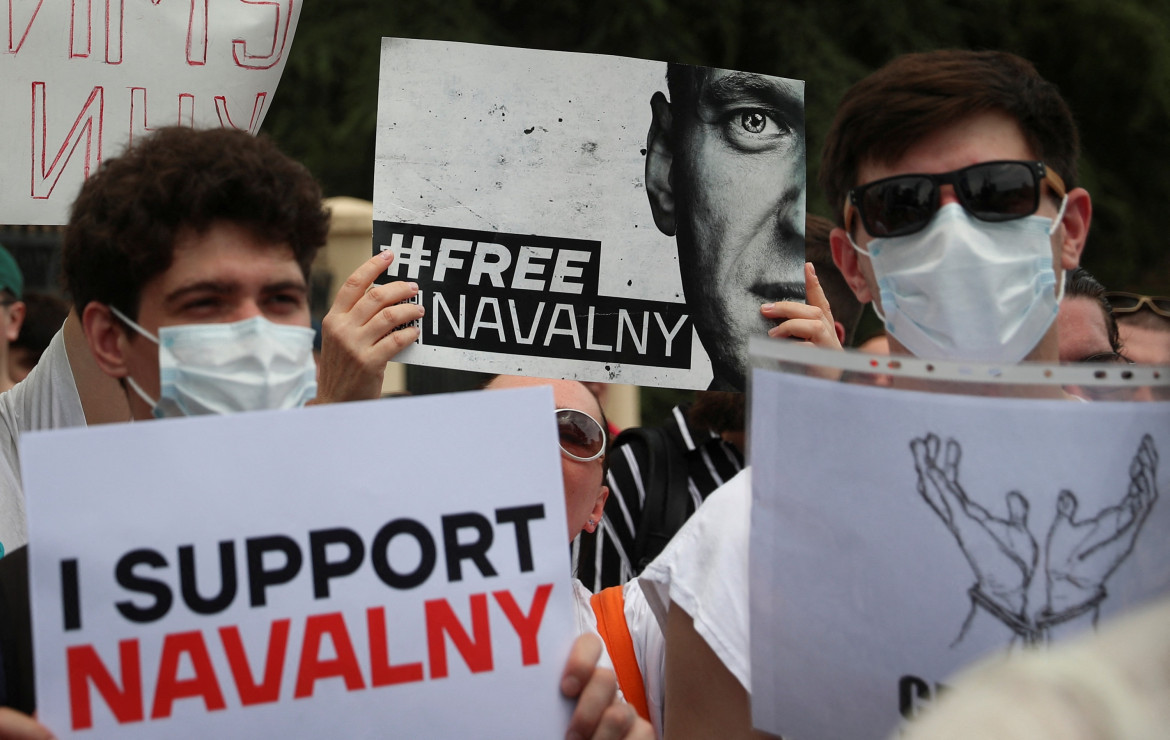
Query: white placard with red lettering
0 0 301 224
23 387 576 738
747 351 1170 739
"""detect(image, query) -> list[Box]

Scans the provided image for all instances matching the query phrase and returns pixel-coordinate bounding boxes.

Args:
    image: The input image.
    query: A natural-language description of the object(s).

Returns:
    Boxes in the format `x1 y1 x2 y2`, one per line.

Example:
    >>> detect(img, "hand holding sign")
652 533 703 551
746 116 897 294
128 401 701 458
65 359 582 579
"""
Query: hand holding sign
761 263 842 348
1044 434 1159 615
0 707 52 740
314 250 425 404
911 434 1038 616
563 634 653 740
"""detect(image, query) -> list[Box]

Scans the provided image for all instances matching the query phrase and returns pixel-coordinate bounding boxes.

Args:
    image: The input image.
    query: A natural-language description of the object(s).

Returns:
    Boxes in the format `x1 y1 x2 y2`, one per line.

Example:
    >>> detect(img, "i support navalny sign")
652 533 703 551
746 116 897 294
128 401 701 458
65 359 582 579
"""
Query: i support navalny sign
22 387 577 737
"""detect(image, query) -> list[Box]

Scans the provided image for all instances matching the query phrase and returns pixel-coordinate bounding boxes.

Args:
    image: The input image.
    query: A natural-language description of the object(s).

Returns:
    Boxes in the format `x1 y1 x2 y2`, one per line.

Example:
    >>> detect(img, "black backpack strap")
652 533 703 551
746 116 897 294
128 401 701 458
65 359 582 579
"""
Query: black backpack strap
628 425 691 573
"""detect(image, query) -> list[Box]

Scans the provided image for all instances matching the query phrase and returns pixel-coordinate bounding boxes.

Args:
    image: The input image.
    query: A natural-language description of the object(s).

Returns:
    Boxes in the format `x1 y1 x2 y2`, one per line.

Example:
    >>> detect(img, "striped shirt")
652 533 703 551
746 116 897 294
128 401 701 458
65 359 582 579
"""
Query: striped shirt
572 404 745 593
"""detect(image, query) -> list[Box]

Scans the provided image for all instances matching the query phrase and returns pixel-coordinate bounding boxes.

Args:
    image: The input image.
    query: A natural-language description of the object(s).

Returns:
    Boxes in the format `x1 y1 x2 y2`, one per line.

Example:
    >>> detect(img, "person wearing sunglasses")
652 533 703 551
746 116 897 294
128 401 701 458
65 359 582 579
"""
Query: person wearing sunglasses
1105 291 1170 366
484 375 670 736
485 376 611 547
644 50 1096 739
823 55 1091 367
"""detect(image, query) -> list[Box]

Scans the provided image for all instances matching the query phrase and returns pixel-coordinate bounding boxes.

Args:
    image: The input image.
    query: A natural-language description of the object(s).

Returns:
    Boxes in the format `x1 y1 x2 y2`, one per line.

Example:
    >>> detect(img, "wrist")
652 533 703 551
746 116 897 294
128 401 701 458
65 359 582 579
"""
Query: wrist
1046 576 1103 614
969 586 1036 642
976 580 1027 616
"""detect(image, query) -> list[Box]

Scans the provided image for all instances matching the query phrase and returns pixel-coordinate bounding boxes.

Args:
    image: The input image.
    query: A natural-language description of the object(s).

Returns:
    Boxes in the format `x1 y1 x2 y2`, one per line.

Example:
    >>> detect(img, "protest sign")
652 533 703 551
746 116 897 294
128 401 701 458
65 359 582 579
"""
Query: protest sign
0 0 301 225
22 387 576 737
747 341 1170 739
373 37 806 392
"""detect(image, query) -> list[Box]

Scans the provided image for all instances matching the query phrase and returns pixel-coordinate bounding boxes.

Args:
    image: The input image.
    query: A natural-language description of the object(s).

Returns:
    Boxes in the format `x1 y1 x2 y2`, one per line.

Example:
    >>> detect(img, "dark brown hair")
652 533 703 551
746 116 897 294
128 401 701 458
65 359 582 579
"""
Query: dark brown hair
1065 267 1120 353
63 126 329 317
821 50 1080 226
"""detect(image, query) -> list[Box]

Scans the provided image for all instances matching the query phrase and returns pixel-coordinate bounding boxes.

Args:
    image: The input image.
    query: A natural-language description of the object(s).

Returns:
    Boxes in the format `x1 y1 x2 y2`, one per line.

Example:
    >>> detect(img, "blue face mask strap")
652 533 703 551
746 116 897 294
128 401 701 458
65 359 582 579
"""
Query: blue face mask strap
107 304 160 345
1048 194 1069 237
106 304 160 414
1048 195 1069 304
123 375 159 414
846 231 872 258
844 232 890 327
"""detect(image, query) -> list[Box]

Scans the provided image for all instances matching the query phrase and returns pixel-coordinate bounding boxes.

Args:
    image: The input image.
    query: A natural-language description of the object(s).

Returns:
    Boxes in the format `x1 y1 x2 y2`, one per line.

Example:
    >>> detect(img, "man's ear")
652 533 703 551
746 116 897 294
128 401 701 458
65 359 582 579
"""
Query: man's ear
830 227 873 304
590 484 609 526
81 302 131 379
645 91 676 237
1058 187 1092 270
3 301 25 342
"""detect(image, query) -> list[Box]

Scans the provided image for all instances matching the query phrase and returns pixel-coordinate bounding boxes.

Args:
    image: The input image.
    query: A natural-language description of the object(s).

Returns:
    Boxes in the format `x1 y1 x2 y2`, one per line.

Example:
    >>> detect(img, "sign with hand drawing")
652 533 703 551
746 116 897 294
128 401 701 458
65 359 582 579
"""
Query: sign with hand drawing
0 0 301 224
748 353 1169 739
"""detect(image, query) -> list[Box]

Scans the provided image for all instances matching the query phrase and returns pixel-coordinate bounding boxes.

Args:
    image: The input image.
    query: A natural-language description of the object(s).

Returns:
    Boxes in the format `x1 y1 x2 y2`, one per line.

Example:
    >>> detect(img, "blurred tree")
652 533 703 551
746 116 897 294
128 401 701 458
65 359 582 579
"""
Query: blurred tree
265 0 1169 297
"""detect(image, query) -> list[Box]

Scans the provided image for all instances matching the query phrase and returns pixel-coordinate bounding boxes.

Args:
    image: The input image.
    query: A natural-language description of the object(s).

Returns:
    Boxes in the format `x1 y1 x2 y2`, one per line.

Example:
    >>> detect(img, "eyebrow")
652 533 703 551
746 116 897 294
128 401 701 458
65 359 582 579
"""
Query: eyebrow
164 280 307 307
700 72 804 116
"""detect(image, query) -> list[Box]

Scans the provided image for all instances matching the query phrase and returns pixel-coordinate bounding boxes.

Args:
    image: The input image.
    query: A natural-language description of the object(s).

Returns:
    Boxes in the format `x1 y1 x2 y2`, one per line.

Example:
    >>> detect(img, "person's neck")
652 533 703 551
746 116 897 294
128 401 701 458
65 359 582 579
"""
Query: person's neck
0 346 13 393
886 334 1066 399
720 430 746 454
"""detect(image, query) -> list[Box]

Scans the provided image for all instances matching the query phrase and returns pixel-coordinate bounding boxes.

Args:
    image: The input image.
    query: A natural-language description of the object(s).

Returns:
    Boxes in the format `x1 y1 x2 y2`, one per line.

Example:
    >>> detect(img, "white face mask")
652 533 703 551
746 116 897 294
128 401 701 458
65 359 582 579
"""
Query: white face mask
849 200 1067 363
109 307 318 418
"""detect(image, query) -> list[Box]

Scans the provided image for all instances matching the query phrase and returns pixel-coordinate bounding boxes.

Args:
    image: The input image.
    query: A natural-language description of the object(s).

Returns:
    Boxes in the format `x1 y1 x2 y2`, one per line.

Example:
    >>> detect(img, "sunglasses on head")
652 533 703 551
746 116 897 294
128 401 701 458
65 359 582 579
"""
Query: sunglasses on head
556 408 606 462
845 160 1067 238
1103 292 1170 319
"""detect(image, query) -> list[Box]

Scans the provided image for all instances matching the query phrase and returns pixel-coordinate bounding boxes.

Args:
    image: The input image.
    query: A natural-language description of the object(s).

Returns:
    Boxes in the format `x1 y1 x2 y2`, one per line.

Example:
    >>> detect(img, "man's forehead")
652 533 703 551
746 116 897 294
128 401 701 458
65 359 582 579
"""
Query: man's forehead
695 69 803 109
152 224 306 301
854 111 1036 187
487 376 601 415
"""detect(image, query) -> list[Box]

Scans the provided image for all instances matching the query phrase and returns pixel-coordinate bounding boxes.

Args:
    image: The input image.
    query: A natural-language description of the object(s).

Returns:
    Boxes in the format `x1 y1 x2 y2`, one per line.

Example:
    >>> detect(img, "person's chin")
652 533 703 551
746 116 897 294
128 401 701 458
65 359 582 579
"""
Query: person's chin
700 336 748 392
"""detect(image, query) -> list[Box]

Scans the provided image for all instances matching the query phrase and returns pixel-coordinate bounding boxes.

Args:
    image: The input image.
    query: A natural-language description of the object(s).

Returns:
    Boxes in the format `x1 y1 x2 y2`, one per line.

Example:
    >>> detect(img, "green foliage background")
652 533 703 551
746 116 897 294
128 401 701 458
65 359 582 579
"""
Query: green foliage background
265 0 1170 297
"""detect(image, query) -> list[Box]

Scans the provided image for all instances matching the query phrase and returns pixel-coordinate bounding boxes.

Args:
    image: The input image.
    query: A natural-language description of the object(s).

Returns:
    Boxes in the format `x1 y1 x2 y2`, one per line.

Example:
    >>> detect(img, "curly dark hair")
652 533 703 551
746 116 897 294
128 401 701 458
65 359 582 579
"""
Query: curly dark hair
62 126 330 318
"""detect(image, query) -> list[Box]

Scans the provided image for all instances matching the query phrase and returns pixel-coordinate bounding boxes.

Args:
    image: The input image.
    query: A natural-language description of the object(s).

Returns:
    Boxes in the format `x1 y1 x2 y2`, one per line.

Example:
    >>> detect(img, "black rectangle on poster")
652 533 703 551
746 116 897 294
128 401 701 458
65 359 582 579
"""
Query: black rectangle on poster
374 221 692 369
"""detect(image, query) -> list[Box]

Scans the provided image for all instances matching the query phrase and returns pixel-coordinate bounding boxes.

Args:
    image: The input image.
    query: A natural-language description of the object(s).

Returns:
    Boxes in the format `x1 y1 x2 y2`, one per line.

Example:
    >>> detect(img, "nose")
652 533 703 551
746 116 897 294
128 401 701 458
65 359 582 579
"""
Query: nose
234 300 265 322
938 184 961 207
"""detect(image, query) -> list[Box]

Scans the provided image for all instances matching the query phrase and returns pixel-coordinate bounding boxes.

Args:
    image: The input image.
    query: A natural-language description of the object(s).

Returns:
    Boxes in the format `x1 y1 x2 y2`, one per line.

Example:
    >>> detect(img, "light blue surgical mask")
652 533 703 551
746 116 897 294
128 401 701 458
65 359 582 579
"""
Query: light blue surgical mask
109 307 318 418
849 200 1067 362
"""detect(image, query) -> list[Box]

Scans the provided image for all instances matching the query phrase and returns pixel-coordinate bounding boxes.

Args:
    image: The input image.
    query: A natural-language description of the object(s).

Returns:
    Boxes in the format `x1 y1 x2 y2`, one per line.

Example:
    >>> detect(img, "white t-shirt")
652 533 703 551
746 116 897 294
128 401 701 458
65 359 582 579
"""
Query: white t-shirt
573 577 615 671
573 576 666 737
0 327 87 555
638 468 752 691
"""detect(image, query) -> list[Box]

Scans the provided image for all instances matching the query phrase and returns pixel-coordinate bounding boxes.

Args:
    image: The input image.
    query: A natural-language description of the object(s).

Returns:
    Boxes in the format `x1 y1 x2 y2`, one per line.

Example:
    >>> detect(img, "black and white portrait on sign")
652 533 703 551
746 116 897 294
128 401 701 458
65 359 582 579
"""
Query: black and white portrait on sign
373 39 805 390
644 65 806 391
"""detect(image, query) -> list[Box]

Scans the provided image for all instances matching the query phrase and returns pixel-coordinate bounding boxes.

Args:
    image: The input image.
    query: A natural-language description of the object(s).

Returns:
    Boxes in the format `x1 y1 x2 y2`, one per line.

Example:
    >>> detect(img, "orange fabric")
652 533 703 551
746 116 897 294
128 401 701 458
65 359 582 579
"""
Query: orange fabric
590 586 650 723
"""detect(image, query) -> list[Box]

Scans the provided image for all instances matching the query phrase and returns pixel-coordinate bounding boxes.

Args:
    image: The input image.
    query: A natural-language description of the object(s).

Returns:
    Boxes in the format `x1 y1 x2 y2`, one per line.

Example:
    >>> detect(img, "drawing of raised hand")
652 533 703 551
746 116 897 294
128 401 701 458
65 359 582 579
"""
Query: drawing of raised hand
911 434 1038 616
1045 435 1159 615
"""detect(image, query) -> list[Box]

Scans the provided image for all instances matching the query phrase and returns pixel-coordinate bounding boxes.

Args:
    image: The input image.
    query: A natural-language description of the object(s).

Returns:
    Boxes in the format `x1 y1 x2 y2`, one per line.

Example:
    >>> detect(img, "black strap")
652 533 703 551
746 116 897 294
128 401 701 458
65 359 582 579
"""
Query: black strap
626 424 691 573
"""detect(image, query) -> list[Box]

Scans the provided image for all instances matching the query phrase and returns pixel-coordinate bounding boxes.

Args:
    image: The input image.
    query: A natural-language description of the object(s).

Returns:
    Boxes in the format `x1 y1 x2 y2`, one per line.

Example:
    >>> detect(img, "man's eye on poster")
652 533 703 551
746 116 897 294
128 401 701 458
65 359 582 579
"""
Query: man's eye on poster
373 38 807 391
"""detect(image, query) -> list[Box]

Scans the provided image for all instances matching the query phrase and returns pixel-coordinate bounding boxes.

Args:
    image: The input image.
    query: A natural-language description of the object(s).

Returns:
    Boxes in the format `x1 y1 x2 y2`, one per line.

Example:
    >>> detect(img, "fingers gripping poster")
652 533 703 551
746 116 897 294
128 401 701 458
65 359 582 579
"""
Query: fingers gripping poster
0 0 302 225
373 38 806 391
22 388 577 737
748 366 1170 739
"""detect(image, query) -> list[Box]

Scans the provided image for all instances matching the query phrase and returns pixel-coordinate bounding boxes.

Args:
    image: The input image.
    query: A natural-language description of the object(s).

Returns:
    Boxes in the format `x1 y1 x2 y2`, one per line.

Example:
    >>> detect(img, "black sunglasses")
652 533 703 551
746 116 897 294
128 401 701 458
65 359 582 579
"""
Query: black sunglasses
1103 292 1170 319
556 408 606 462
845 160 1066 238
